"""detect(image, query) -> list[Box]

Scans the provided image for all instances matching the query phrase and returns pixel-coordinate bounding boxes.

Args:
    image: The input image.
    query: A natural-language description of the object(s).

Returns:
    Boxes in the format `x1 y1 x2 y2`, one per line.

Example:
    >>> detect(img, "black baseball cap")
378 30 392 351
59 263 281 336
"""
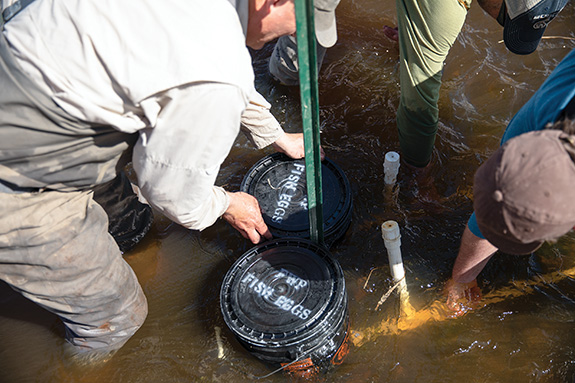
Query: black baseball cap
497 0 568 55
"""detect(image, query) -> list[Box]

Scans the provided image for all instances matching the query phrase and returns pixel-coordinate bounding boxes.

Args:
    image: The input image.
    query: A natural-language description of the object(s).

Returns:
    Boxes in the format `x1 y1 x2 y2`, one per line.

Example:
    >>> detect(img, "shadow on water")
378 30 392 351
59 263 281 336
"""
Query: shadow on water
2 1 575 382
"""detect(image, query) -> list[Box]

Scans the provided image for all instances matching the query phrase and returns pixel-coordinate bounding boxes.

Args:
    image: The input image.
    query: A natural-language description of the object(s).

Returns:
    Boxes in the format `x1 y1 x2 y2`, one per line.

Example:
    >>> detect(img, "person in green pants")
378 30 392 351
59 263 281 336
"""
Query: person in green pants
395 0 470 168
391 0 567 169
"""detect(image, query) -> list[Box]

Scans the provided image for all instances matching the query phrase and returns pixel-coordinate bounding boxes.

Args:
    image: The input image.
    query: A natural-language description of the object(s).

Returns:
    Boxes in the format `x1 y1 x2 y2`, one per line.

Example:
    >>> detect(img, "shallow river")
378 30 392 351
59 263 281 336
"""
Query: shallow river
2 1 575 382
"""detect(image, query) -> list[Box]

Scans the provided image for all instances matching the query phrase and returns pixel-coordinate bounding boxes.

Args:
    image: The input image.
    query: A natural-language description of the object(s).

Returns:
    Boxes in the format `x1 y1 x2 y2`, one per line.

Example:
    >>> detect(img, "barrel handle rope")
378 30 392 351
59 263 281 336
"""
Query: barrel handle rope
249 341 323 380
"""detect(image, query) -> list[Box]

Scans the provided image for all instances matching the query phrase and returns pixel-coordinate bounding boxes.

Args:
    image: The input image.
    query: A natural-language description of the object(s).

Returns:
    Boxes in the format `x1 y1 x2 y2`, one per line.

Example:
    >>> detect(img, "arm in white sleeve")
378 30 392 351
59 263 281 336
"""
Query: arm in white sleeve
240 90 285 149
133 82 248 231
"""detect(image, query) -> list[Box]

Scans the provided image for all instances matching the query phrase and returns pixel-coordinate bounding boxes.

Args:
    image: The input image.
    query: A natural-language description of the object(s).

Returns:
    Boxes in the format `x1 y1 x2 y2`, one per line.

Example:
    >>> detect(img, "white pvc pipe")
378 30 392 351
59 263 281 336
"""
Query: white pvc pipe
383 151 400 185
381 220 414 317
381 220 404 282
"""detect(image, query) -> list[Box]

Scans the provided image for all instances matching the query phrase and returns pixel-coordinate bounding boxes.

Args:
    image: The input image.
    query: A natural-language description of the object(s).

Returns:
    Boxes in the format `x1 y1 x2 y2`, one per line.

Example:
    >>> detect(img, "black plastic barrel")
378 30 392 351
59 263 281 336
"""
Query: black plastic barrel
220 238 350 378
240 153 352 247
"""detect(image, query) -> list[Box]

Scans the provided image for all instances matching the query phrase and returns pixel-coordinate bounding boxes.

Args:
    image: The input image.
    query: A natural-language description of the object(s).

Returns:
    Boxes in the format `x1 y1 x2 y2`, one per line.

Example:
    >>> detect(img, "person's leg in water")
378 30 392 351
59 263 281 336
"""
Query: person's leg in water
0 190 148 364
393 0 470 203
269 35 328 86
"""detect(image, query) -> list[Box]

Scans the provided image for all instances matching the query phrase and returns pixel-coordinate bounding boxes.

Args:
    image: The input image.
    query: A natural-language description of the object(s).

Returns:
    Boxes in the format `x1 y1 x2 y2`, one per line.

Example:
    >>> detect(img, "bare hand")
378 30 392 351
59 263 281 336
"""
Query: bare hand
272 132 325 160
222 192 272 244
445 278 482 317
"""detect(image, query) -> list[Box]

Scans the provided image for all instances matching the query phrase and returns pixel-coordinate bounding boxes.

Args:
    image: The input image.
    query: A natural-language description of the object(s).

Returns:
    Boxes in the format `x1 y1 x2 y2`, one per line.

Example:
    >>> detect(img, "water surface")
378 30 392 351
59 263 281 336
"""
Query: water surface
2 1 575 382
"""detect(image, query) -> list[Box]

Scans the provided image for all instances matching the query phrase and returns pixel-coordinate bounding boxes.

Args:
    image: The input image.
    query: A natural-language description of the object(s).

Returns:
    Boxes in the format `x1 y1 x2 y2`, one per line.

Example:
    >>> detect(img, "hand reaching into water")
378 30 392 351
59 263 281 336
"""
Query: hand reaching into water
222 192 272 244
445 278 482 317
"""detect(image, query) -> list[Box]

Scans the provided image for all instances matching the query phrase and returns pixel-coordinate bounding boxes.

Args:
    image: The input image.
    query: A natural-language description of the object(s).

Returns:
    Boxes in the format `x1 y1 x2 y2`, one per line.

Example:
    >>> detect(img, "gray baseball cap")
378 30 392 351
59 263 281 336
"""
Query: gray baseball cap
474 129 575 255
314 0 340 48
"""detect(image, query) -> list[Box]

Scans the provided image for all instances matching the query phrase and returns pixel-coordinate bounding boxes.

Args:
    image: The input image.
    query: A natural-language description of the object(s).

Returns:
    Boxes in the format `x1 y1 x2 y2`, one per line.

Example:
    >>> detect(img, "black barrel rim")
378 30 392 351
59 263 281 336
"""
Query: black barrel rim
220 238 348 364
240 153 352 245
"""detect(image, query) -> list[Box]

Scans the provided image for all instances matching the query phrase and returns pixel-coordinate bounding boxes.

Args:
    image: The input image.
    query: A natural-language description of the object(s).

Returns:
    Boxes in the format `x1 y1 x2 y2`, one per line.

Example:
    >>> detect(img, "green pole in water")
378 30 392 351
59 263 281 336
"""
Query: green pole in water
294 0 324 245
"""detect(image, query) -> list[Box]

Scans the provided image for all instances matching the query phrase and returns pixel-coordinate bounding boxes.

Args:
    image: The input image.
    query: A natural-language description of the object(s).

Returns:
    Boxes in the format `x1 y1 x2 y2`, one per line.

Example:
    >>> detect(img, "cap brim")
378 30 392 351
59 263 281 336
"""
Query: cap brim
314 9 337 48
479 221 543 255
503 12 545 55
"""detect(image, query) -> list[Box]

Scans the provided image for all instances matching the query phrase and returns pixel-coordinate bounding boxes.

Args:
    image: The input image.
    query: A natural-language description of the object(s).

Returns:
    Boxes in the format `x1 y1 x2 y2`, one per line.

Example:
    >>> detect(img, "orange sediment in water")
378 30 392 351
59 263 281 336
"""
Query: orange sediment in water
352 266 575 347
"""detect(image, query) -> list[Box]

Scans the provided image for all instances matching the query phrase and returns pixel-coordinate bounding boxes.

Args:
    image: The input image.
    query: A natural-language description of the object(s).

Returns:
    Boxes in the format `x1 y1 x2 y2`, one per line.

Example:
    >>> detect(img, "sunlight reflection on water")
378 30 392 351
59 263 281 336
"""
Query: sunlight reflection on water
1 1 575 382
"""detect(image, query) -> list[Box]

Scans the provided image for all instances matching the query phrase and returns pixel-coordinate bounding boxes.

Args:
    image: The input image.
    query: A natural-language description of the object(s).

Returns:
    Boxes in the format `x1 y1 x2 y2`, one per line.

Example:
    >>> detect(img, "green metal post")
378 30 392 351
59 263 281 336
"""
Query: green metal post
294 0 324 245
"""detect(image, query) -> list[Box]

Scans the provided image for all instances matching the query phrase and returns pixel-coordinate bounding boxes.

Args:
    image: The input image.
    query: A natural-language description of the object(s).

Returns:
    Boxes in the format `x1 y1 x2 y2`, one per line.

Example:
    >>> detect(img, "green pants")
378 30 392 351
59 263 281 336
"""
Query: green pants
396 0 470 167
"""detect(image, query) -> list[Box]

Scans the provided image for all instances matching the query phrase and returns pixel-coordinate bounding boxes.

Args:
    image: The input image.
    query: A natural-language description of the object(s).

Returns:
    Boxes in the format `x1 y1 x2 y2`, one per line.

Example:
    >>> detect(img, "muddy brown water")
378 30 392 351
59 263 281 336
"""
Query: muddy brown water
2 1 575 382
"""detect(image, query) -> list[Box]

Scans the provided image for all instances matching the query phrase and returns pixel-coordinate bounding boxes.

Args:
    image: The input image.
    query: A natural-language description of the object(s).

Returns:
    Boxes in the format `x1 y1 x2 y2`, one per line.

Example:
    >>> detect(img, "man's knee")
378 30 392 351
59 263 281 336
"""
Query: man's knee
64 277 148 362
269 35 329 86
269 36 300 86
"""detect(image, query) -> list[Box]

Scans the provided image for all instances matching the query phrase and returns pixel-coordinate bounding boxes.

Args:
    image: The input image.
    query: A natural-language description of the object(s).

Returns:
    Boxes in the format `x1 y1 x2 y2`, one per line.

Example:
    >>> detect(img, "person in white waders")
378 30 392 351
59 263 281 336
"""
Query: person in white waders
0 0 335 363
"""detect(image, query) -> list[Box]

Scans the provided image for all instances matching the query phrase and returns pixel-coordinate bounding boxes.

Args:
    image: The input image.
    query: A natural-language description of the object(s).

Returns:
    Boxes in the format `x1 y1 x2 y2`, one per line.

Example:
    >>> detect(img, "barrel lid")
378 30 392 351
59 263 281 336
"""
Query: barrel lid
240 153 352 239
220 238 345 346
